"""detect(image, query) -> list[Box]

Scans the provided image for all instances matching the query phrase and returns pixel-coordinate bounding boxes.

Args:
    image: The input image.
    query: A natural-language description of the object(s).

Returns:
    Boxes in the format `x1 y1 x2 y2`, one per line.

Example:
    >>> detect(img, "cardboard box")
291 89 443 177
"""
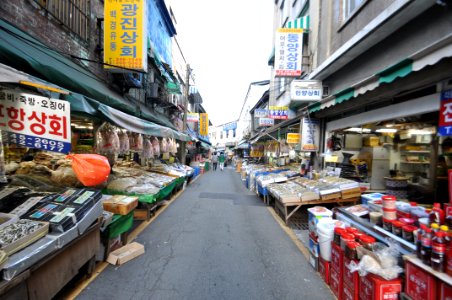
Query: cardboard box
318 256 330 285
359 273 402 300
330 266 343 300
343 283 358 300
439 280 452 300
107 242 145 265
309 232 320 258
331 243 344 274
405 260 437 300
363 136 379 147
307 206 333 234
343 257 359 300
103 195 138 215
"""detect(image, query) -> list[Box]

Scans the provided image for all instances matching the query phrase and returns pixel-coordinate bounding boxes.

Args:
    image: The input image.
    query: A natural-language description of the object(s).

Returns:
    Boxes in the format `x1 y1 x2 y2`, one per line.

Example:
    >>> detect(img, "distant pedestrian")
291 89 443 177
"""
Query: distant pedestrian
211 152 218 171
219 152 225 171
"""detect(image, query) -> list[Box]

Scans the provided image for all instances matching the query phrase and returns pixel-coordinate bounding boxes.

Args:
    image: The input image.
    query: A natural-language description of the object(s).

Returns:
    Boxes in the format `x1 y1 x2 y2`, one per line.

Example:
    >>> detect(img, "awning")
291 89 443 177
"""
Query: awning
0 19 177 130
308 34 452 114
235 142 250 150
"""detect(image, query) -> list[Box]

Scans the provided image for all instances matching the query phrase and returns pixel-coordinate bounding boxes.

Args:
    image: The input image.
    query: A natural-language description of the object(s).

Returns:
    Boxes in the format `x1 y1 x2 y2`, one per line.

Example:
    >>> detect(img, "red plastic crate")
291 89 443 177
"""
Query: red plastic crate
318 256 330 285
359 273 401 300
330 266 343 300
343 257 359 294
439 280 452 300
343 283 358 300
331 243 344 273
405 260 437 300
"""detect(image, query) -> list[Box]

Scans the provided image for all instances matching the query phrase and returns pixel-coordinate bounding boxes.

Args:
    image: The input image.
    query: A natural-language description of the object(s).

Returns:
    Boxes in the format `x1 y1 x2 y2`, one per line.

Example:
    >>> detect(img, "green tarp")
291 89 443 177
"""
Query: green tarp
377 59 413 84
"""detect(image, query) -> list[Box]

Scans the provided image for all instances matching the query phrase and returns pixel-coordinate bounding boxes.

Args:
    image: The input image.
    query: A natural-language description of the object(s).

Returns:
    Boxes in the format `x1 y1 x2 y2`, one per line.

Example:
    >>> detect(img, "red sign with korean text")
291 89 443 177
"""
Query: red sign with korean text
0 91 71 153
439 89 452 136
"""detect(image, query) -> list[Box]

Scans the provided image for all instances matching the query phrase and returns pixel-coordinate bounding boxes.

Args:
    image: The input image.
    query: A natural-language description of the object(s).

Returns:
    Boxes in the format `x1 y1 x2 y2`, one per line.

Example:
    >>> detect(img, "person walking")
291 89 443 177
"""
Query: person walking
211 152 218 171
219 152 225 171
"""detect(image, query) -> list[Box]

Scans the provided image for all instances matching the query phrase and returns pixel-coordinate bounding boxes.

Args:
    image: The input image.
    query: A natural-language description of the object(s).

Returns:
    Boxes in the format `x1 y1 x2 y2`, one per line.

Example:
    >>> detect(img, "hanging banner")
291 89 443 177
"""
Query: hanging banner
0 90 71 153
290 80 323 101
104 1 147 72
301 117 320 151
274 28 303 77
258 118 274 127
254 109 268 118
187 112 199 123
199 113 208 136
287 133 300 144
269 106 289 119
439 89 452 136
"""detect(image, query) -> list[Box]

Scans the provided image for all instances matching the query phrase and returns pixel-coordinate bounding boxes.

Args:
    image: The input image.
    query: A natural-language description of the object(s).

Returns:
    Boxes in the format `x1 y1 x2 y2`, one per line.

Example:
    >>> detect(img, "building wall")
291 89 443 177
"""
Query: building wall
0 0 106 79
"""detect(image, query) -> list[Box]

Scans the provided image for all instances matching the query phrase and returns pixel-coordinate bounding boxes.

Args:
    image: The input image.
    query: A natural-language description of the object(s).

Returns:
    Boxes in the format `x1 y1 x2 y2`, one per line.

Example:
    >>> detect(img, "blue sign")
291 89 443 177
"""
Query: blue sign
223 122 237 131
5 132 71 153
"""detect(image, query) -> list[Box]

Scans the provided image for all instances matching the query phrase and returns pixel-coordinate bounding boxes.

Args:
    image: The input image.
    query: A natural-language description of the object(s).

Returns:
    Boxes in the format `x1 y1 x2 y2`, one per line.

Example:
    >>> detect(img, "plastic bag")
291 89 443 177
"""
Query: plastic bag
142 138 154 159
130 133 143 152
96 122 120 155
152 137 160 157
118 131 130 154
67 154 110 186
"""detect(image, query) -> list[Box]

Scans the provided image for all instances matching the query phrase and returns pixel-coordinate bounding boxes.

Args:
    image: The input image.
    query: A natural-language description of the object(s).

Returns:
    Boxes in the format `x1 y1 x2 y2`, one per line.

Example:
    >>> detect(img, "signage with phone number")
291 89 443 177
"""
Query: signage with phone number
0 90 71 153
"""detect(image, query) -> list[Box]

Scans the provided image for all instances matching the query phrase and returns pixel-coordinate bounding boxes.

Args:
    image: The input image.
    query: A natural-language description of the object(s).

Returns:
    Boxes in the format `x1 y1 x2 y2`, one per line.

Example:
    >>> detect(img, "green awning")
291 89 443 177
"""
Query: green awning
166 81 181 94
286 16 310 29
335 87 355 104
377 59 413 84
308 102 322 113
0 19 177 130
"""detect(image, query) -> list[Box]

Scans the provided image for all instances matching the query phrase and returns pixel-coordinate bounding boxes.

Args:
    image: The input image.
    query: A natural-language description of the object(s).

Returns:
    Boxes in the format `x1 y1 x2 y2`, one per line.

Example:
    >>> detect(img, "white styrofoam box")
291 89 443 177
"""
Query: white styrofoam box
308 207 333 234
361 193 385 206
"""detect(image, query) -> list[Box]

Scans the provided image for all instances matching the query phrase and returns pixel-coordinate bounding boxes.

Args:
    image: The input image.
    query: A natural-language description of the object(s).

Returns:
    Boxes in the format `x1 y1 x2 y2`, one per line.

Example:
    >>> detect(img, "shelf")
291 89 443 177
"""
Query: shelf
400 162 430 164
400 151 430 154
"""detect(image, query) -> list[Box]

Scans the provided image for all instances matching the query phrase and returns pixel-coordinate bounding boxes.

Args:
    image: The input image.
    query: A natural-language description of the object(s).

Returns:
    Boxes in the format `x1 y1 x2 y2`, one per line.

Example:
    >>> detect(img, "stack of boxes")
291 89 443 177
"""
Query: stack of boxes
308 207 333 271
330 242 344 299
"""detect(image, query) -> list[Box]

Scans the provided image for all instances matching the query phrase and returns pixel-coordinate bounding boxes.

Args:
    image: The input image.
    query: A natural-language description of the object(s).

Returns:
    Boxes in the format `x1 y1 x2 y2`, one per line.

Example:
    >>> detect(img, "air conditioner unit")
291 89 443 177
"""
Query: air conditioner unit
323 86 330 97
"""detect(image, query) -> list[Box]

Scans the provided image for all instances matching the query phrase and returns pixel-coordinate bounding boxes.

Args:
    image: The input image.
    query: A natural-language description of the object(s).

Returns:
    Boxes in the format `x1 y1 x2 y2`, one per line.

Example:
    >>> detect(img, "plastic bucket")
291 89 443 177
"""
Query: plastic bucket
317 218 335 261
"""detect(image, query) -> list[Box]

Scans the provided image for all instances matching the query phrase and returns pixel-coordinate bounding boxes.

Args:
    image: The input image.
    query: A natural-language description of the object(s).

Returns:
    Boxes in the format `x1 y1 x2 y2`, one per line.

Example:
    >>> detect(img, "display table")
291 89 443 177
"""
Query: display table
0 222 100 300
272 194 359 225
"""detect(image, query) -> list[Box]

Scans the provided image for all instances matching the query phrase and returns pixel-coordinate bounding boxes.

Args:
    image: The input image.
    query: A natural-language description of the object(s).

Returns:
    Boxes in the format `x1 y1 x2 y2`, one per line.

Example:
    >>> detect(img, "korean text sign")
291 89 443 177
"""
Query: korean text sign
301 117 319 151
287 133 300 144
187 113 199 123
275 28 303 77
269 106 289 120
258 118 274 127
290 80 323 101
104 0 147 71
439 89 452 136
254 109 268 118
199 113 208 136
0 91 71 153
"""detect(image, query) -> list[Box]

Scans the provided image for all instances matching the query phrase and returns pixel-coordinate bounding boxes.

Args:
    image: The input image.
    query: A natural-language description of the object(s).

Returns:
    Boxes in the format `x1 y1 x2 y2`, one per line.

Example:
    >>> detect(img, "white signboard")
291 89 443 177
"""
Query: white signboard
254 109 268 118
301 117 320 151
187 112 199 123
258 118 274 127
0 90 71 153
275 28 303 77
291 80 323 101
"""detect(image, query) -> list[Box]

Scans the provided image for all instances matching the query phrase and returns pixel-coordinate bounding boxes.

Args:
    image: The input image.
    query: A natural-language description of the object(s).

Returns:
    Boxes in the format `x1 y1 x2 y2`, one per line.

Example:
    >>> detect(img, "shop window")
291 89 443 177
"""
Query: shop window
34 0 90 41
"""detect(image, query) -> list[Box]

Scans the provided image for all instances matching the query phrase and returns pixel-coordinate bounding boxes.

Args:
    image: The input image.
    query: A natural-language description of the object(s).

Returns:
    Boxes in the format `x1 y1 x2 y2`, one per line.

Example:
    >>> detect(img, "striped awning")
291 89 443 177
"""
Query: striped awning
286 16 310 30
308 34 452 114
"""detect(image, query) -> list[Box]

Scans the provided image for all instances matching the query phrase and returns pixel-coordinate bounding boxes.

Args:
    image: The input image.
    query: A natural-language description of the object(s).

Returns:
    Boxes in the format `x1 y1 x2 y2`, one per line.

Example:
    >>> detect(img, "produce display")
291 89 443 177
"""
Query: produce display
0 219 48 255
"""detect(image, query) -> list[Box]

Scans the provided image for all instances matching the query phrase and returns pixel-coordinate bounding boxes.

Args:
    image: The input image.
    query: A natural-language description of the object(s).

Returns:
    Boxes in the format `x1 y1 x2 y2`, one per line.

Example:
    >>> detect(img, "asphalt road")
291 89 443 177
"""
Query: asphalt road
77 166 334 300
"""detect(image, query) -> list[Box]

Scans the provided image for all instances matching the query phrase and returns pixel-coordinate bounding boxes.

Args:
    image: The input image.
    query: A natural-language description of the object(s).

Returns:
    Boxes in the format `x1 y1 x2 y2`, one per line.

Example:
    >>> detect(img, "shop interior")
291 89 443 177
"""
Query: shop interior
323 112 450 203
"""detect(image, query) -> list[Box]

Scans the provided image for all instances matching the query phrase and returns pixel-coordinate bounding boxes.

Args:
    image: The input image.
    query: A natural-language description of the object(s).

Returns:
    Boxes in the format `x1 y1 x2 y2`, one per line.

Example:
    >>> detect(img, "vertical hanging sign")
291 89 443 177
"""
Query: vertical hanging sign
274 28 303 77
104 0 147 72
439 89 452 136
199 113 209 136
301 118 319 151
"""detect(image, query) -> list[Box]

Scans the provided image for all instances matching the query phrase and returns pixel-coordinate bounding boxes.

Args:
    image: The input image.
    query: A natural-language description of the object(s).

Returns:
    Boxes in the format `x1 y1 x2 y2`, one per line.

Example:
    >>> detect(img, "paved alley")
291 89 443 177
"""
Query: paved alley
77 168 334 300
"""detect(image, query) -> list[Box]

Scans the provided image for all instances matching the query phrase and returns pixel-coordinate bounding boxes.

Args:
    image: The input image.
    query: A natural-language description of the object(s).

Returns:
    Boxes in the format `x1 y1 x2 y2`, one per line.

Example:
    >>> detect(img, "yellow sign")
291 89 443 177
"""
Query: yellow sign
104 1 147 71
287 133 300 144
199 113 208 136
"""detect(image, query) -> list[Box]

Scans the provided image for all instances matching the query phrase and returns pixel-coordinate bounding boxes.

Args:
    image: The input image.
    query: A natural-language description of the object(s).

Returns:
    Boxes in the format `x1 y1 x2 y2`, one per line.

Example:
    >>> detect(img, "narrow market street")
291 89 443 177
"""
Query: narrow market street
76 167 334 300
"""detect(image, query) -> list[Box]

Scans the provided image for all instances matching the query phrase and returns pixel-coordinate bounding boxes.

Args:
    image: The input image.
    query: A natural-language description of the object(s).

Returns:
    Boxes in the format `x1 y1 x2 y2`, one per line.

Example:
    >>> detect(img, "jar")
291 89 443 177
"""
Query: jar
383 218 393 232
334 227 345 245
383 207 397 220
359 235 376 251
341 233 355 251
369 212 383 226
402 225 417 243
346 227 359 235
345 241 360 260
391 220 405 237
382 195 397 209
399 218 415 226
354 231 364 242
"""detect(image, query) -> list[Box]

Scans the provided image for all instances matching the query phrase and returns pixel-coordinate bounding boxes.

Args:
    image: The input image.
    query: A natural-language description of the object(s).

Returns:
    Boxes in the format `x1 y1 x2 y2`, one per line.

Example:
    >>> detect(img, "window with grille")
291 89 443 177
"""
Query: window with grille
34 0 90 41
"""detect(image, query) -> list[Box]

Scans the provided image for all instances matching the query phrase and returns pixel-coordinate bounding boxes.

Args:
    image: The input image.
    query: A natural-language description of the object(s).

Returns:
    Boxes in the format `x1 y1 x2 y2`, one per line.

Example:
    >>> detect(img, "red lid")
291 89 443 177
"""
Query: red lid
382 218 394 223
341 233 355 240
434 203 441 208
402 225 418 232
382 207 397 212
346 241 360 249
359 235 376 244
399 218 415 225
354 231 364 239
335 227 345 234
410 202 417 207
392 221 405 228
382 195 397 201
425 228 432 233
346 227 359 234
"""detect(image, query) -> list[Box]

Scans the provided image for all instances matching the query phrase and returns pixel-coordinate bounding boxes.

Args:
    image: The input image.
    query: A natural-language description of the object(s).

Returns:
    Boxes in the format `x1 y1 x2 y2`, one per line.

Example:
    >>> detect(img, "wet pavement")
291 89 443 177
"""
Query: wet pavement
77 166 334 300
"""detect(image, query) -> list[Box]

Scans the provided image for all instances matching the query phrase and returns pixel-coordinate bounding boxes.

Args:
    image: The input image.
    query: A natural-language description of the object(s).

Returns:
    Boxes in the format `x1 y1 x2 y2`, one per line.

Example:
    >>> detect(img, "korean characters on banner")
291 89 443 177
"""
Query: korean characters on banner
274 28 303 77
439 89 452 136
269 106 289 120
254 109 268 118
286 133 300 144
301 117 319 151
187 112 199 123
0 90 71 153
199 113 208 136
258 118 274 127
104 0 147 71
290 80 323 101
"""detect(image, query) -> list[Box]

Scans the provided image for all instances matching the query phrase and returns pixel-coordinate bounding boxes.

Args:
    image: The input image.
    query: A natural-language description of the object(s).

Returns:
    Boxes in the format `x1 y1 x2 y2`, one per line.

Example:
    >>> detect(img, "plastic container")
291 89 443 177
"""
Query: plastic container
391 220 405 237
345 241 360 260
402 225 417 243
359 234 376 251
429 203 445 226
416 224 426 259
382 218 393 232
369 211 383 226
341 233 355 251
334 227 345 246
399 218 415 226
383 207 397 220
421 227 433 266
317 218 336 262
382 195 397 209
431 231 447 272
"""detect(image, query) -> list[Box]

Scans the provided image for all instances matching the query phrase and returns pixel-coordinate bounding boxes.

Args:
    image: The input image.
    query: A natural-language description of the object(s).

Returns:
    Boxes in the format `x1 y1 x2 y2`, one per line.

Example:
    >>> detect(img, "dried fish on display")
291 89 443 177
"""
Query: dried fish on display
0 219 45 247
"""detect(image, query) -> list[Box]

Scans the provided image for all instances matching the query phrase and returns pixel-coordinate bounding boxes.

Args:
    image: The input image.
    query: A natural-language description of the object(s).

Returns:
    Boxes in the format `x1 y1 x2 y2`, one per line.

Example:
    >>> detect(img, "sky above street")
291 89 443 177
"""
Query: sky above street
167 0 274 126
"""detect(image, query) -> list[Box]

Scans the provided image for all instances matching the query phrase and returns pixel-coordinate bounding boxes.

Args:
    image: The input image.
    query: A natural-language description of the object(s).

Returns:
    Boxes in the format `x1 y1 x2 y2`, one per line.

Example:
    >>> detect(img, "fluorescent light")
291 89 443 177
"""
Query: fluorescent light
345 127 371 133
408 129 435 135
376 128 397 133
